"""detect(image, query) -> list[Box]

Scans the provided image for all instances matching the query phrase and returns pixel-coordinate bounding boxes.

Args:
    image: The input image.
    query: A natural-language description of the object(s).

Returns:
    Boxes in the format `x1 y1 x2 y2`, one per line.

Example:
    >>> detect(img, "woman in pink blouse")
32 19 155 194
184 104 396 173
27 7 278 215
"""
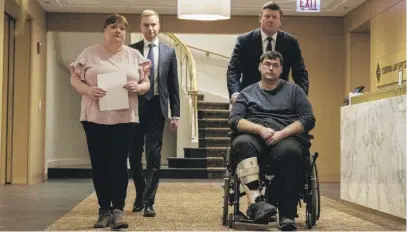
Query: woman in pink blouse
68 14 151 229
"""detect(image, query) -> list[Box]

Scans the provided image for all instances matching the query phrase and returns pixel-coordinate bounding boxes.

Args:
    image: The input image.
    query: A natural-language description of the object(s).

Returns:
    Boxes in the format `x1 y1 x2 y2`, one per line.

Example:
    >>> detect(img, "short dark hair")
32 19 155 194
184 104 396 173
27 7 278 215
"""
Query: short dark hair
103 14 129 31
261 1 283 17
260 51 284 65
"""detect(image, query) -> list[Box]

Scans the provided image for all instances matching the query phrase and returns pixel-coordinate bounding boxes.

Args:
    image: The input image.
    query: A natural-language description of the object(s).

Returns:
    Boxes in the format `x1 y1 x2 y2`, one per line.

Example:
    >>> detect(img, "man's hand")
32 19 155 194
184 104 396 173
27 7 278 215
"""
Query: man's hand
259 127 275 144
268 131 288 145
169 119 179 132
88 86 106 100
124 81 141 93
230 93 239 105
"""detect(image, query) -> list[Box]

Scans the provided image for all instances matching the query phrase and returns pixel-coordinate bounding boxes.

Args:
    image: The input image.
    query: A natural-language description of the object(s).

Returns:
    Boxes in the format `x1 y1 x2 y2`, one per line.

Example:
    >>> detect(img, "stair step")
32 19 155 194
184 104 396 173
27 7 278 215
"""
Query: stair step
198 119 229 128
198 101 229 110
167 157 225 168
199 137 230 148
208 167 226 179
168 157 207 168
199 128 231 138
48 167 210 179
206 147 229 158
184 147 229 158
198 109 230 119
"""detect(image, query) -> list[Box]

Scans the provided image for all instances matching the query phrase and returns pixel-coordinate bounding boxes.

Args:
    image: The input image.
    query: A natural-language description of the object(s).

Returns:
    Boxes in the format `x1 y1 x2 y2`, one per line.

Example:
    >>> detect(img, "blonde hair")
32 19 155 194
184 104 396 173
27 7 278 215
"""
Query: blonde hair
141 9 160 22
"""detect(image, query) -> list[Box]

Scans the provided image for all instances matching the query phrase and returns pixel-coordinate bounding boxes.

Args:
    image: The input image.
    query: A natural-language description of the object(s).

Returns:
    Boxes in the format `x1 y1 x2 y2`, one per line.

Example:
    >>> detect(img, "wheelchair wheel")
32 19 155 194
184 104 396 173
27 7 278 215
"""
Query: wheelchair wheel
306 157 319 228
315 161 321 220
222 170 231 226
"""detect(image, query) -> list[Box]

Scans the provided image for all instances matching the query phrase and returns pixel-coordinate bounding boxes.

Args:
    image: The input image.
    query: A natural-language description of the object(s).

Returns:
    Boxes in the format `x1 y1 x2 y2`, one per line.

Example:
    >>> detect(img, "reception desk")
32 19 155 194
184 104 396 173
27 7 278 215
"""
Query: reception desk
340 85 406 219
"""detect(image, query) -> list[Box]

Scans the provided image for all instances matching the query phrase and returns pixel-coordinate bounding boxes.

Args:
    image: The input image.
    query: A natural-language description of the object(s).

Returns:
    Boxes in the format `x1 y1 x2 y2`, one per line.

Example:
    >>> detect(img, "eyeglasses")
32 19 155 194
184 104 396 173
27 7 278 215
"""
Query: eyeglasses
262 62 281 69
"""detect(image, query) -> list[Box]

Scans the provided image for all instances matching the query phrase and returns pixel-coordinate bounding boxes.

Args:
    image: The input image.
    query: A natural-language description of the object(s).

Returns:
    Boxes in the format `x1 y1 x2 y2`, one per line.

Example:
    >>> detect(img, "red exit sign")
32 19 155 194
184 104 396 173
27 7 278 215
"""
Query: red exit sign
297 0 320 12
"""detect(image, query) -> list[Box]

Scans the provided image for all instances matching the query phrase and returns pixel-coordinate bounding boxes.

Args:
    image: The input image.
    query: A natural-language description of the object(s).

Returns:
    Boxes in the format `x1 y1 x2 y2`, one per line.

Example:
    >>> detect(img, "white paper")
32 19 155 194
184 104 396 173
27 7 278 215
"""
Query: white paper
97 72 129 111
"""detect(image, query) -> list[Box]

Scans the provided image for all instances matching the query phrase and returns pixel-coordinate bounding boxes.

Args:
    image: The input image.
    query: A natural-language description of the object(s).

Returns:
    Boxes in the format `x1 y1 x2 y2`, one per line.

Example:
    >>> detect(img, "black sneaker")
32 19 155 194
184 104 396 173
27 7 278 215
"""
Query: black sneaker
246 196 277 224
279 217 297 231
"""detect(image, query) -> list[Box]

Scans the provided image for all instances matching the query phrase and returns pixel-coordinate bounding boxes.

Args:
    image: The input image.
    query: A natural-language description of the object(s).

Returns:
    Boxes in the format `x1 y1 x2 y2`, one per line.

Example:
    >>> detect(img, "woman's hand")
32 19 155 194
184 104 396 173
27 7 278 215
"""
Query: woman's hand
124 81 141 93
87 86 106 100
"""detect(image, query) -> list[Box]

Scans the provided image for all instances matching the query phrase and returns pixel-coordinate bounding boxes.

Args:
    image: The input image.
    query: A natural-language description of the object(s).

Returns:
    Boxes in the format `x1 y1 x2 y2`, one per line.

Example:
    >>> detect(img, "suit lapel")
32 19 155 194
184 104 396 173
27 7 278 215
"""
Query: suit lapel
135 40 144 56
254 29 263 57
275 31 283 53
158 42 167 81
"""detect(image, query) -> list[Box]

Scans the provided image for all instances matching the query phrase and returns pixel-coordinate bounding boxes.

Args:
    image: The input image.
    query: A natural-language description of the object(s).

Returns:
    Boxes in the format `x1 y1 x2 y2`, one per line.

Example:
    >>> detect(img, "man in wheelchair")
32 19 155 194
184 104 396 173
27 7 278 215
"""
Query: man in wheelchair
228 51 315 230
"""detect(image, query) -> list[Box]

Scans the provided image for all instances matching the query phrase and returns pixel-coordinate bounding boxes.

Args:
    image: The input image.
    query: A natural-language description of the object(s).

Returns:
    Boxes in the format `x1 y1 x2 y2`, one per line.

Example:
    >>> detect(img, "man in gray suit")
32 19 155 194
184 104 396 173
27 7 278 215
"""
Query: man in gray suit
128 9 180 217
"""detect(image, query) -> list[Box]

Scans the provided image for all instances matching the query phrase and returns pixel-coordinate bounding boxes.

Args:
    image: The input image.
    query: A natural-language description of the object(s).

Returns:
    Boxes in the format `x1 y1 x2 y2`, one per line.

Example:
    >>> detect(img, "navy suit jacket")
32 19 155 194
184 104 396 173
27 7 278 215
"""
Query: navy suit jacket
227 29 309 96
129 40 180 118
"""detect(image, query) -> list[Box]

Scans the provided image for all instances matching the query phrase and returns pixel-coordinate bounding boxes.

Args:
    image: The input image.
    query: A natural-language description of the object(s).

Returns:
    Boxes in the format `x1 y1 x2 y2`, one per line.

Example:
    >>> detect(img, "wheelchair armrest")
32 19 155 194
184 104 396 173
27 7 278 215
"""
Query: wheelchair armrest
308 134 314 140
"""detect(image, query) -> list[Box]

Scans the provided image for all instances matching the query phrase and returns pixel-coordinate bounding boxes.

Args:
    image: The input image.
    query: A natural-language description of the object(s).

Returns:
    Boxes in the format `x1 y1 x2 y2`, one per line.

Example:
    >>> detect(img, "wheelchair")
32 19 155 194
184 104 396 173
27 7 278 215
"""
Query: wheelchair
222 132 320 229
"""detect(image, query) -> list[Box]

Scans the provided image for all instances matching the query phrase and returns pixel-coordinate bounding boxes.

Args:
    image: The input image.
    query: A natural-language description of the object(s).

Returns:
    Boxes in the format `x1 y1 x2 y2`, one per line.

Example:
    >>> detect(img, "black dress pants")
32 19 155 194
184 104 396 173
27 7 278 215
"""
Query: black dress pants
129 96 165 206
82 121 133 210
231 133 307 219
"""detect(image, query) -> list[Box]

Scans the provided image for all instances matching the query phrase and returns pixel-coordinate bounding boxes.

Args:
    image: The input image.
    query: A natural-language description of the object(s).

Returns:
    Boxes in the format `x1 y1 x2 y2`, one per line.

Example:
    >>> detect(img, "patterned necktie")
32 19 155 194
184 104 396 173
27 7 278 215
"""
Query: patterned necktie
266 37 273 52
145 43 155 100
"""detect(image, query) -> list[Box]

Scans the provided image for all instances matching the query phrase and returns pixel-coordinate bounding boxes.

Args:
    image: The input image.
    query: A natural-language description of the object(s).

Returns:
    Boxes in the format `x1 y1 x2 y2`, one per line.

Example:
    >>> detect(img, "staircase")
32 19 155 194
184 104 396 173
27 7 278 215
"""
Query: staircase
167 94 230 178
47 94 230 179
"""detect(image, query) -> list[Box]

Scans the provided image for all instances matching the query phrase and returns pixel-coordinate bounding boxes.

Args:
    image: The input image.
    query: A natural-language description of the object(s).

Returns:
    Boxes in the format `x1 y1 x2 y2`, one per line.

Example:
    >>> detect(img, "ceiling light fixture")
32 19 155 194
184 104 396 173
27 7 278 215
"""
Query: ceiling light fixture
177 0 231 21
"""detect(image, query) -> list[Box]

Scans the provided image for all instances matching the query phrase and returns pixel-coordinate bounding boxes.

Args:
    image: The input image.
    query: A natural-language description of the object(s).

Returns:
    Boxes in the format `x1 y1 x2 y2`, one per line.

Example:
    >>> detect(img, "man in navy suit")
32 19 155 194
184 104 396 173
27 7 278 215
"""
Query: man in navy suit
128 9 180 217
227 1 309 104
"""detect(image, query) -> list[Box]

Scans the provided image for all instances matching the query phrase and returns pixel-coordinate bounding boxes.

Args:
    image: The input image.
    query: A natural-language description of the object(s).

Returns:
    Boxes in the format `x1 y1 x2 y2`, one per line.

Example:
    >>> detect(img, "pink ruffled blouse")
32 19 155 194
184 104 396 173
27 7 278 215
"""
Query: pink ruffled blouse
68 44 150 125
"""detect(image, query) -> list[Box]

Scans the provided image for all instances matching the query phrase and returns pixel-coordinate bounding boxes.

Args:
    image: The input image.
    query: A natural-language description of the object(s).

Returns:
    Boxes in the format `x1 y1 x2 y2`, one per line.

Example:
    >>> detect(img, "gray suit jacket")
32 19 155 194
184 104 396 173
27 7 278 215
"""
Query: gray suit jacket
129 40 180 118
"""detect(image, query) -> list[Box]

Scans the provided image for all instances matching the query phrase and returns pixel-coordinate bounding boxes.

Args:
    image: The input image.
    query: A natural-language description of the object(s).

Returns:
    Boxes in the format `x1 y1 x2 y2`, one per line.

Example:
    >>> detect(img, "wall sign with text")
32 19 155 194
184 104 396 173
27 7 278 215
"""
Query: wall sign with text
297 0 320 12
376 49 407 87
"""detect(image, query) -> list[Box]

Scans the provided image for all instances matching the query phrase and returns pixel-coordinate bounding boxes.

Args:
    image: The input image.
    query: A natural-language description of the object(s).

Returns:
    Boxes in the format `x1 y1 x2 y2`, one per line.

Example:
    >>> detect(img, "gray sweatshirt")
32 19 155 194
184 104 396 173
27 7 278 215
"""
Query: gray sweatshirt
229 80 315 145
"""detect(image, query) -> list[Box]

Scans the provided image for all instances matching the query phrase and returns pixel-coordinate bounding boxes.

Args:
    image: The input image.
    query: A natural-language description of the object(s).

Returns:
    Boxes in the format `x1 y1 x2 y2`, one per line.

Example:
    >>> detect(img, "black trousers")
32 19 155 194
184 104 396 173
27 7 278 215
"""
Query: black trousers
129 96 165 206
231 134 307 219
82 121 133 210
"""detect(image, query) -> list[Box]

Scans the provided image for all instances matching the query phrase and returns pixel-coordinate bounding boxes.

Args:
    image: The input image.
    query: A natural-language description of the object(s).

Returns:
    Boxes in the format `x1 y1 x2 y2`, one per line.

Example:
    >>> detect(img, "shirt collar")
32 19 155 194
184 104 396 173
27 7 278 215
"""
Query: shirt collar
261 29 277 43
143 37 159 48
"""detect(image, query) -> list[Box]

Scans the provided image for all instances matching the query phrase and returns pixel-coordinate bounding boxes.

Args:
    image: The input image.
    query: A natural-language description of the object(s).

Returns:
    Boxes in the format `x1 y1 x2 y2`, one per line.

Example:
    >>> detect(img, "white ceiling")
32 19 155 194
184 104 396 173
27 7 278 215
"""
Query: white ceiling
37 0 368 17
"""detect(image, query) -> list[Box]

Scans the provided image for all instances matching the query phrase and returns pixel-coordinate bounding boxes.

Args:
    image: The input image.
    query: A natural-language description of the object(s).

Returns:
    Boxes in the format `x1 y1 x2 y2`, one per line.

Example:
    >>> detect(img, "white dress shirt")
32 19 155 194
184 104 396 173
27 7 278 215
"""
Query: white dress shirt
261 29 277 54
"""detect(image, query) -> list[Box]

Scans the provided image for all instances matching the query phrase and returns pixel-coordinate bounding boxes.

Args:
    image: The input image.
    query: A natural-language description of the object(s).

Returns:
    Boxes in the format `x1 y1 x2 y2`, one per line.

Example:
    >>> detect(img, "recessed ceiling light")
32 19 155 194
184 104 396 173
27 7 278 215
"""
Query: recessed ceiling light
45 1 50 3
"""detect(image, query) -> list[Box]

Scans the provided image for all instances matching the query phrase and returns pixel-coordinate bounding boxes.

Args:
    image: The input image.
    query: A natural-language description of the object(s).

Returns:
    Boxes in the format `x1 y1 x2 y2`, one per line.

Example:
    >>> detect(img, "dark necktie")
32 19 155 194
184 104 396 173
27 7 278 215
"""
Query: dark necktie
266 37 273 52
145 44 155 100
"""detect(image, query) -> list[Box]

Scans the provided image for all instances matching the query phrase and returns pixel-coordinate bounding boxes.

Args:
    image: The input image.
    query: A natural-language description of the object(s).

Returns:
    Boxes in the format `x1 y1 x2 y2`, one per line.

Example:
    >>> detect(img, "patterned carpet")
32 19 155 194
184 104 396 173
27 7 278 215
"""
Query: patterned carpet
46 182 406 231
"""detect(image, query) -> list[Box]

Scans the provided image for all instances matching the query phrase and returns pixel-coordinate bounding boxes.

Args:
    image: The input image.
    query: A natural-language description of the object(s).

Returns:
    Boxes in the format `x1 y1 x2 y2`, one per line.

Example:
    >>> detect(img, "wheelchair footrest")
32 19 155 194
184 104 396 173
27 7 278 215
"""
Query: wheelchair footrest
234 212 271 225
236 218 270 225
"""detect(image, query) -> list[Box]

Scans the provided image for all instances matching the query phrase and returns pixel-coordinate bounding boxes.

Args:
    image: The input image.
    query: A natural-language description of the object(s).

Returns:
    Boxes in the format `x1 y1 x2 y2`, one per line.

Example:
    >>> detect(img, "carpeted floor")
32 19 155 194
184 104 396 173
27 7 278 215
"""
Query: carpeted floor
46 182 406 231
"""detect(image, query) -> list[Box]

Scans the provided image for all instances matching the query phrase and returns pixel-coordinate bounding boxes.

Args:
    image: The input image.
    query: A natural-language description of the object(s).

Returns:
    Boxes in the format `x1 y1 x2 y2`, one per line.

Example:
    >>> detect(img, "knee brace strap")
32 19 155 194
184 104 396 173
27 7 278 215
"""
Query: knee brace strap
236 157 260 184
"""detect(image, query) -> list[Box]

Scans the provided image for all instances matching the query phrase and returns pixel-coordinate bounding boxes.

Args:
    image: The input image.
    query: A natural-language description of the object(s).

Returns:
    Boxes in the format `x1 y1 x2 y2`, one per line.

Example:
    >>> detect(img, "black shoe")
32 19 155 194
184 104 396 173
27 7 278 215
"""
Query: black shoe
93 209 111 228
132 202 144 212
279 217 297 231
143 205 156 217
246 196 277 224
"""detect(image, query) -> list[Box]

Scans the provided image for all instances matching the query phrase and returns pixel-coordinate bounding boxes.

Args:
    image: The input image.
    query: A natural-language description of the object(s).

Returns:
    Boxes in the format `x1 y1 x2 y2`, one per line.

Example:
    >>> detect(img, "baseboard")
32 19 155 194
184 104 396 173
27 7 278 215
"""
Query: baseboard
47 159 90 168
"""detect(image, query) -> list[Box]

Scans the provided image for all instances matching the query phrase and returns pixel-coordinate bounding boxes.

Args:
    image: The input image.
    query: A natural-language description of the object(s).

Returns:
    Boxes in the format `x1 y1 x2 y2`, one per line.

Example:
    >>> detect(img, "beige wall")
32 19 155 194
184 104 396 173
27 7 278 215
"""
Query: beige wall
28 20 47 184
0 0 4 183
345 0 406 91
47 14 345 182
0 0 47 184
345 32 370 96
